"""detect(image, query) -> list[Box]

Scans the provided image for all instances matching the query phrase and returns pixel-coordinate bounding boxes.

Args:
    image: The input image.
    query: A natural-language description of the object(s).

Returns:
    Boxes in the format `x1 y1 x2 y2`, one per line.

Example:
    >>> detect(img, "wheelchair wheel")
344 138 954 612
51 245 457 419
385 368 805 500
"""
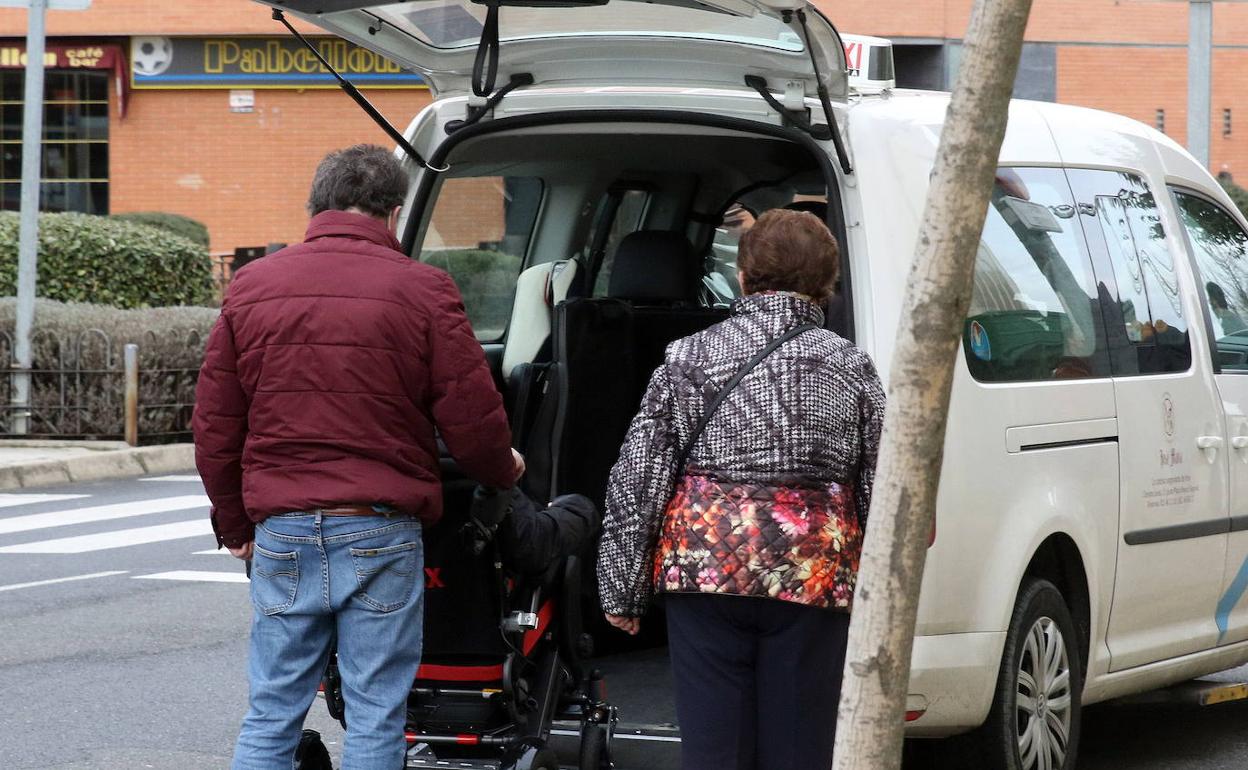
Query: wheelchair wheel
295 729 333 770
579 722 610 770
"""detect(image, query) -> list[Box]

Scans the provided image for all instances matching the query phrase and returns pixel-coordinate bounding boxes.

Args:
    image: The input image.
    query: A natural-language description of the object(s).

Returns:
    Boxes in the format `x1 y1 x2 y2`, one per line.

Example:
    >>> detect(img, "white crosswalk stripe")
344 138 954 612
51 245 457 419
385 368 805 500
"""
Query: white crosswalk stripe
0 493 87 509
139 475 203 483
0 570 128 593
0 495 208 536
0 518 212 554
137 570 249 584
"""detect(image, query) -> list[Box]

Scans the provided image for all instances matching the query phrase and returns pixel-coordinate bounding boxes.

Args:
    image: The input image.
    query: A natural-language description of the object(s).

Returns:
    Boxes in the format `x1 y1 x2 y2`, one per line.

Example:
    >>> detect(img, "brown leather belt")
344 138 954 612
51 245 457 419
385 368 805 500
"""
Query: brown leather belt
321 505 393 517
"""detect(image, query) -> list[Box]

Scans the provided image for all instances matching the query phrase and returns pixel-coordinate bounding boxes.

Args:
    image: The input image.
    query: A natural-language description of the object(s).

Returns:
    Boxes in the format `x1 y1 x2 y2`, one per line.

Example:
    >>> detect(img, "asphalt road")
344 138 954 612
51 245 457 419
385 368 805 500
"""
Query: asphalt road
3 474 1248 770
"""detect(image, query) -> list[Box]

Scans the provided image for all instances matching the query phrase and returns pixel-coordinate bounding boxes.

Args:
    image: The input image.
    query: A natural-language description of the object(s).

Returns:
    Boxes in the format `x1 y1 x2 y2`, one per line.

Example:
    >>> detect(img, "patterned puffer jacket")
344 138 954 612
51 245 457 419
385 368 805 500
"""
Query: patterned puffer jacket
597 293 886 617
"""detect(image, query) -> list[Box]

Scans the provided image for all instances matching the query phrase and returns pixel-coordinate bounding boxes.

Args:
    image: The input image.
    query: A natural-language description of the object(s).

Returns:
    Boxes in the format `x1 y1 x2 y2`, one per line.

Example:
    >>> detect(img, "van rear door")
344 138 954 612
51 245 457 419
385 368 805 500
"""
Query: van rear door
257 0 847 101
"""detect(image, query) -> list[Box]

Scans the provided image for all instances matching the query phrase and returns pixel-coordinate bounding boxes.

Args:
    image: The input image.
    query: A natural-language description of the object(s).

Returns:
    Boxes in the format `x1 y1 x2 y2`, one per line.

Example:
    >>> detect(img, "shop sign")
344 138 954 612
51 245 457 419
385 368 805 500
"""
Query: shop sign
0 42 118 69
130 36 425 89
229 89 255 113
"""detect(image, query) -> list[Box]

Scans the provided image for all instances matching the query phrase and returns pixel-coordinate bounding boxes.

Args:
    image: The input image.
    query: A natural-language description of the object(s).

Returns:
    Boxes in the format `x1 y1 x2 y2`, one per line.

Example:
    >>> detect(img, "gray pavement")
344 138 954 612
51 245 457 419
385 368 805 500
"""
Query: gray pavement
2 474 1247 769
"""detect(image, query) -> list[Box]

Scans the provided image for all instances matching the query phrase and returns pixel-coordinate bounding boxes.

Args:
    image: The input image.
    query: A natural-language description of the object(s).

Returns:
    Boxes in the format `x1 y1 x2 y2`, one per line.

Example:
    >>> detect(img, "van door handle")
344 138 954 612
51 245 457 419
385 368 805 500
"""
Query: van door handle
1198 435 1225 463
1233 436 1248 462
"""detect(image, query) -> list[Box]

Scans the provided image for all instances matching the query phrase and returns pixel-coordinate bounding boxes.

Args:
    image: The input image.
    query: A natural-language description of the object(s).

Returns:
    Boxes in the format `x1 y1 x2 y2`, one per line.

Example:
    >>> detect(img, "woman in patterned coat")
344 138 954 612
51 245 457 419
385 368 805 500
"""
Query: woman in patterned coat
597 209 886 770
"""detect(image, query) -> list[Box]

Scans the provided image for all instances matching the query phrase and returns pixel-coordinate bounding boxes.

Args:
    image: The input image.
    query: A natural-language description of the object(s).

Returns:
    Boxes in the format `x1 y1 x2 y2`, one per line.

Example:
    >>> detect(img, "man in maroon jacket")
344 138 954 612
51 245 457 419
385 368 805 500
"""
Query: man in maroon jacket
194 144 518 770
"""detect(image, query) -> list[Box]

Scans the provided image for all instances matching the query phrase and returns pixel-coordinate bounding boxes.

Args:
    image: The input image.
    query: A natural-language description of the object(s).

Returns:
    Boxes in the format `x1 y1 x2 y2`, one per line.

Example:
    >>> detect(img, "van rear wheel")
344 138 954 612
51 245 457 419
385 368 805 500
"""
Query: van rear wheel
975 578 1082 770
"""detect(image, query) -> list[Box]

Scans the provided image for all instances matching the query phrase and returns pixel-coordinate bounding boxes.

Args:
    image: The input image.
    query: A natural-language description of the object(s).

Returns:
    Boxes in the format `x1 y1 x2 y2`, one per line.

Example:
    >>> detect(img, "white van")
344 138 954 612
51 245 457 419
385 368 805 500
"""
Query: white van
263 1 1248 767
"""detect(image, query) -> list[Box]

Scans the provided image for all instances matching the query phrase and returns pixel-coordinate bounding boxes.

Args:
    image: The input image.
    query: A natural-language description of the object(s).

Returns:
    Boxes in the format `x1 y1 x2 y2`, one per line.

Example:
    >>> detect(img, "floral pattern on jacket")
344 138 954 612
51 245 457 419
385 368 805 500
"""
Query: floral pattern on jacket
597 293 886 617
654 474 863 610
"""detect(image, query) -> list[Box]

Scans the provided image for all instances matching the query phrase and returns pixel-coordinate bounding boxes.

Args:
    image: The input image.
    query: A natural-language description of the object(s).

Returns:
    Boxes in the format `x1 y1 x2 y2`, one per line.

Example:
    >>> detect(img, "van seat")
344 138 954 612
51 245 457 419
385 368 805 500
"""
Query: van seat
530 232 727 505
501 260 580 379
606 231 699 305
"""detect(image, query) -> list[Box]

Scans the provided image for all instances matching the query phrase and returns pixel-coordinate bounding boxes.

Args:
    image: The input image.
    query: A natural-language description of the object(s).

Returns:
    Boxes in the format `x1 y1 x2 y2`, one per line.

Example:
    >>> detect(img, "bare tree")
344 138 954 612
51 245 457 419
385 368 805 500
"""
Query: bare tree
832 1 1035 768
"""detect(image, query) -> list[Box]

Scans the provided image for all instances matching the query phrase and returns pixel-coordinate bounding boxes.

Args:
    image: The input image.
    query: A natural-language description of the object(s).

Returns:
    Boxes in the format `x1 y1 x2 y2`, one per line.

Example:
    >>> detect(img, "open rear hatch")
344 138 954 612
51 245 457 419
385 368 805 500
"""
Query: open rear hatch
258 0 847 102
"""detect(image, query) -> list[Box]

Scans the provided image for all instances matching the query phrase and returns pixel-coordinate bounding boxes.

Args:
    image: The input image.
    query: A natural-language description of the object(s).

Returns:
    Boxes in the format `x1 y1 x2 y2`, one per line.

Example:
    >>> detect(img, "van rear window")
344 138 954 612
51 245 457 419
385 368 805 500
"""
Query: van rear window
963 168 1113 383
418 176 543 342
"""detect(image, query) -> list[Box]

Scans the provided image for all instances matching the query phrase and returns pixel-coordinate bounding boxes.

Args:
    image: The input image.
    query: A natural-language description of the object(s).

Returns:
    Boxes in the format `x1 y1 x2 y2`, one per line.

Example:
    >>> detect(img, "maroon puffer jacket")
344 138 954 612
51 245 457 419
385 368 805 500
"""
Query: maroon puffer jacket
193 210 515 549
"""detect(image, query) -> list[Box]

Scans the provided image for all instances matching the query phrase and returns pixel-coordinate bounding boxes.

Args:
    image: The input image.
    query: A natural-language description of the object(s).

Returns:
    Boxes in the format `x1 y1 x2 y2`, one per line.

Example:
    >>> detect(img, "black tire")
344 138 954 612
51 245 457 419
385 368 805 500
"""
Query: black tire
580 722 608 770
970 578 1083 770
294 729 333 770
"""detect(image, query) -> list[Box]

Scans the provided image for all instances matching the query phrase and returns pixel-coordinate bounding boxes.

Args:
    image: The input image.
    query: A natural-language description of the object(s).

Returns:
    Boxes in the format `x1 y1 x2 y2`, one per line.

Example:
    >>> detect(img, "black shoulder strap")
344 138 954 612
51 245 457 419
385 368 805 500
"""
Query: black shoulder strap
675 323 818 474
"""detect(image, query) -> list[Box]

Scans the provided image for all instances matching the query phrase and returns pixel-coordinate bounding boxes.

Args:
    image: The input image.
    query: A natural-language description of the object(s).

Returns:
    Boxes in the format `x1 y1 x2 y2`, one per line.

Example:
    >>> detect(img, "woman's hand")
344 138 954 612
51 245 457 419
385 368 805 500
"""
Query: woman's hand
605 613 640 635
511 448 527 483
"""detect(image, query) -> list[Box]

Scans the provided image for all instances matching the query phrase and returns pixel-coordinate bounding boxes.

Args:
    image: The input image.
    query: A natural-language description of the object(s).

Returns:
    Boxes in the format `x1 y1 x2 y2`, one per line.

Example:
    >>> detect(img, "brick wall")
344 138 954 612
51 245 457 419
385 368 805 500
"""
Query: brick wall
426 177 507 251
0 0 318 36
6 0 1248 254
110 86 433 253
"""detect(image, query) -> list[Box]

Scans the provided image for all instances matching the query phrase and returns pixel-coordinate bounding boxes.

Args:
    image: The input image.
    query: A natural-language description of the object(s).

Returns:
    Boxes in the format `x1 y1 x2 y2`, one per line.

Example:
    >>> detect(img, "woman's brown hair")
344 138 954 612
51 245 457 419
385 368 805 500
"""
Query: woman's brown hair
737 209 840 302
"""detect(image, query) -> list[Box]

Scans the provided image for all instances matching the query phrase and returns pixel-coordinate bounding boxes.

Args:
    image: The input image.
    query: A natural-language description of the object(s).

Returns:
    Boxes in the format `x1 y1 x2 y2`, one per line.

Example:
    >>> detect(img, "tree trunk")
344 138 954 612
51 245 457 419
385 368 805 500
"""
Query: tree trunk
832 1 1034 768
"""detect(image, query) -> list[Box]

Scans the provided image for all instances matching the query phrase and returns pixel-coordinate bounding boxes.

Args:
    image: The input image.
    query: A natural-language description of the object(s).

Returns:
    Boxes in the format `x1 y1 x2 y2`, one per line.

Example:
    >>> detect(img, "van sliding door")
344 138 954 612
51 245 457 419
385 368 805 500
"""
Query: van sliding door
1067 169 1229 671
1172 188 1248 649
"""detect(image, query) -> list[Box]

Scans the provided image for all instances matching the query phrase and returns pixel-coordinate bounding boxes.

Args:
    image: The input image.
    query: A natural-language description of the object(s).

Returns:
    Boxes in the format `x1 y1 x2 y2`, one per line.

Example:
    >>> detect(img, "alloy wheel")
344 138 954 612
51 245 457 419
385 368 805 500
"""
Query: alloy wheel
1015 616 1073 770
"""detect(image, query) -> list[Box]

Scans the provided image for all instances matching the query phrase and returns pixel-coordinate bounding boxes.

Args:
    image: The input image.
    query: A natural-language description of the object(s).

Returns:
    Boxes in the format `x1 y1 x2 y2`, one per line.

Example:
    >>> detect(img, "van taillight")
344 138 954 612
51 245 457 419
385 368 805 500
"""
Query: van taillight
928 517 936 547
905 709 925 722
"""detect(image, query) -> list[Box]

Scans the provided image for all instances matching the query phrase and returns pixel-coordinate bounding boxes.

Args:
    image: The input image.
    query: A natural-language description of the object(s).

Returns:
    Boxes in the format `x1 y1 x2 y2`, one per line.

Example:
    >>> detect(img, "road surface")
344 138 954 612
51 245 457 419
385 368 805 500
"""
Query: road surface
3 475 1246 769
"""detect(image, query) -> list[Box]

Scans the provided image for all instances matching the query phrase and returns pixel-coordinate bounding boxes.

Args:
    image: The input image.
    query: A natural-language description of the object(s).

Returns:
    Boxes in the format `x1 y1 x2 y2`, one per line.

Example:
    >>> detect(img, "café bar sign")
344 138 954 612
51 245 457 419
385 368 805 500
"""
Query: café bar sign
130 36 425 89
0 43 120 69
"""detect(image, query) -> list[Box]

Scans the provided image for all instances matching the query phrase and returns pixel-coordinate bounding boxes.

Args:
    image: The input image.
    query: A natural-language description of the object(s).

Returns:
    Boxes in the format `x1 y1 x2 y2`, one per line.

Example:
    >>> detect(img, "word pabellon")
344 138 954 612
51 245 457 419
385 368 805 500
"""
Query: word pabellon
203 40 402 75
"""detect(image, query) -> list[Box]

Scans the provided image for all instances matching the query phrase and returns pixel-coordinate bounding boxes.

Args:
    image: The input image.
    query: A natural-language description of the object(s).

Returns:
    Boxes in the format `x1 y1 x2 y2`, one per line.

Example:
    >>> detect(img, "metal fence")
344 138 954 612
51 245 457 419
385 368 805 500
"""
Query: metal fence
0 328 203 444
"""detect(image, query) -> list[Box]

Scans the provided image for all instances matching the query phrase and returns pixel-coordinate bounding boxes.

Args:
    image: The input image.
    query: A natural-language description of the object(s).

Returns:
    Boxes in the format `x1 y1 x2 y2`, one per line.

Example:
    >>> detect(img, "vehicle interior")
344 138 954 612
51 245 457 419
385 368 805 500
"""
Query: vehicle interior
411 122 845 521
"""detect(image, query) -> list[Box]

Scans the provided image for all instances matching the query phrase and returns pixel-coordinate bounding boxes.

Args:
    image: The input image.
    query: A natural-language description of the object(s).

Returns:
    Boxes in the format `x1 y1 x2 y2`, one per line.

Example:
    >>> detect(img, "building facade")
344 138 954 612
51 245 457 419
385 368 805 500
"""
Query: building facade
1 0 1245 254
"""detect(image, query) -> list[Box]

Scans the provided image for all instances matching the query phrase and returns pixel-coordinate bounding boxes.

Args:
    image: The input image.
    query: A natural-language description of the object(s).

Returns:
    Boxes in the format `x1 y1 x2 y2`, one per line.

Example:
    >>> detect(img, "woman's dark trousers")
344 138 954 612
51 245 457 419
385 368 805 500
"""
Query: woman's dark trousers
665 593 852 770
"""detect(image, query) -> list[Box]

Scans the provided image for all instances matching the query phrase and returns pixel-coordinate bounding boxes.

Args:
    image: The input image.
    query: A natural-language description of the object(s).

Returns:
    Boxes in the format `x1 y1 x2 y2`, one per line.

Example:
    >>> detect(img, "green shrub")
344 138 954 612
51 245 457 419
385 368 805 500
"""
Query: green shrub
111 211 211 248
0 299 218 442
0 212 216 309
421 248 522 339
1220 178 1248 219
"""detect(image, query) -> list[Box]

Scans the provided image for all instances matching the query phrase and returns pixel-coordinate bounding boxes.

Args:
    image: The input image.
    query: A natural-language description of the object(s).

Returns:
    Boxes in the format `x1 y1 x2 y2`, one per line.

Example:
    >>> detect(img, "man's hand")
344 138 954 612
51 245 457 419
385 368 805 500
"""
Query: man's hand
511 448 526 483
227 541 254 561
605 613 640 636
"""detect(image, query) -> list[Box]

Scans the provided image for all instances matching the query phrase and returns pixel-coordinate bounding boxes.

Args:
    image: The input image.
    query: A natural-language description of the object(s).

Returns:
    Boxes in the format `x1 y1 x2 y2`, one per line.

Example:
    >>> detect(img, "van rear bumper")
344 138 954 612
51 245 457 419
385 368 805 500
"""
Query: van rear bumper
903 631 1006 737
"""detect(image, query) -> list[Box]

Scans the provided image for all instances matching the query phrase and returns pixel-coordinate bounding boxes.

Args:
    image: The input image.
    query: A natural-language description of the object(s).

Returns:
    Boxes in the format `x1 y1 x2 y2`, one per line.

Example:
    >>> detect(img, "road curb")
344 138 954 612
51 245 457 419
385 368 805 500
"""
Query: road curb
0 444 195 491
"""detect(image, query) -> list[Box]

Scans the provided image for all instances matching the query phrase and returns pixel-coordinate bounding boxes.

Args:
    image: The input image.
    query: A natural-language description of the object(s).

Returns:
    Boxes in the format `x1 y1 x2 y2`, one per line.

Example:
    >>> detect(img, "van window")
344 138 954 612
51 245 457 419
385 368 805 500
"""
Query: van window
1068 170 1191 375
1173 191 1248 371
963 167 1112 382
591 189 650 296
705 196 829 306
419 176 543 341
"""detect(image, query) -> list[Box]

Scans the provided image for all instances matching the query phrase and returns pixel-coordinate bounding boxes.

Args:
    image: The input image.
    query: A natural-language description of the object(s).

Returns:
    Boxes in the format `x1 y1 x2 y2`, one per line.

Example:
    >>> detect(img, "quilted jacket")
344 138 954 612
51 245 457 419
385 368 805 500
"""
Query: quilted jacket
193 211 515 549
597 293 885 616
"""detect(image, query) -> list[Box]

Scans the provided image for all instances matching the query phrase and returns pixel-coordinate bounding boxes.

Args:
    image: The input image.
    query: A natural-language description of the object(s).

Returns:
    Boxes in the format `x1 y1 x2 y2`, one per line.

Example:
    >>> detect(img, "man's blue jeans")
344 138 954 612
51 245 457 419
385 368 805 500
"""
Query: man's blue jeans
231 512 424 770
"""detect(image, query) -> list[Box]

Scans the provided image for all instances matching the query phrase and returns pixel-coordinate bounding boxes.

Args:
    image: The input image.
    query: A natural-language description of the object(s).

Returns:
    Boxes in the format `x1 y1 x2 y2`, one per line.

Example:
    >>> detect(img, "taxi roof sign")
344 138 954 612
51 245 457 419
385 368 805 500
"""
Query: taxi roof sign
842 34 895 92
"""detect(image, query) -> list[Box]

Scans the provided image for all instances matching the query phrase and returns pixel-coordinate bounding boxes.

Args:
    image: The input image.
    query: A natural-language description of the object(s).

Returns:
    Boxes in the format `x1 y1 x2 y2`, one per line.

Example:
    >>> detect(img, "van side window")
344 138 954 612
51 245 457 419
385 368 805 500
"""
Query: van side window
418 176 544 342
963 167 1112 382
1173 191 1248 371
1068 170 1192 375
591 189 650 296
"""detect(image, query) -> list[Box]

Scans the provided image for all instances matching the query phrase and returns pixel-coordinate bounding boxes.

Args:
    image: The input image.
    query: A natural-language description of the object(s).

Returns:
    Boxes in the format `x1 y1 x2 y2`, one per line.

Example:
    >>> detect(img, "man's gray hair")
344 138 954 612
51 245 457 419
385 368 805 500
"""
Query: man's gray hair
307 144 410 218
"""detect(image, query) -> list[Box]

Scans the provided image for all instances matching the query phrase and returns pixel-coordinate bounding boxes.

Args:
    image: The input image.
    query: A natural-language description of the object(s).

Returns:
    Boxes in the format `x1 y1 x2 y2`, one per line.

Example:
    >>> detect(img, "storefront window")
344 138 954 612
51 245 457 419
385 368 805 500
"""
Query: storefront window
1 70 109 214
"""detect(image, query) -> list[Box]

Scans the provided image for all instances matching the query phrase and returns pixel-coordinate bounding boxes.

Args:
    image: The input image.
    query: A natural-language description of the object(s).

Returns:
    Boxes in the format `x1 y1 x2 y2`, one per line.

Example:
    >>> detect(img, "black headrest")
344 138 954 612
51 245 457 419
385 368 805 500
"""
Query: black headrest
784 200 829 221
607 230 696 303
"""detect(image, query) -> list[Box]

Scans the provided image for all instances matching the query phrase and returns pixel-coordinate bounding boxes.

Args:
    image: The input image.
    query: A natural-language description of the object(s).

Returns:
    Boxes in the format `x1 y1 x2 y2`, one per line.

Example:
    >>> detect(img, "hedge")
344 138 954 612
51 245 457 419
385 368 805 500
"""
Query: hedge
421 248 523 339
111 211 211 248
1220 178 1248 219
0 299 218 441
0 212 216 309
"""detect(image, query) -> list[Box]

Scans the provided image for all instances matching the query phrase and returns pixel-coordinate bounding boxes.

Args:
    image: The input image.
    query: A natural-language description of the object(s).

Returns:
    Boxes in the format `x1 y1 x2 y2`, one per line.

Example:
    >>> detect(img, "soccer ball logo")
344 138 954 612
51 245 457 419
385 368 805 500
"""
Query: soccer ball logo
132 37 174 77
